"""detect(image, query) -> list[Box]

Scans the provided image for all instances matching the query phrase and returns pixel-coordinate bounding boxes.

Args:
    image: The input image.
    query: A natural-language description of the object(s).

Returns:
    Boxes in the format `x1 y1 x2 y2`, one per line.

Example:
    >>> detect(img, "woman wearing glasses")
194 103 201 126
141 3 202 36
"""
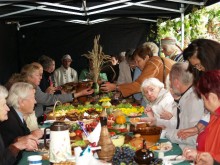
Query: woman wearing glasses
177 39 220 141
183 38 220 83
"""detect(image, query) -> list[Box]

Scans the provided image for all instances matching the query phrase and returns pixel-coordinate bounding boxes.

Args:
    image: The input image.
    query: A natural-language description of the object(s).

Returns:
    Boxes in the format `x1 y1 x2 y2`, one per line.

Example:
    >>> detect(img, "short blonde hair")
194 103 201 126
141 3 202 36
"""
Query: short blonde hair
21 63 42 78
142 42 159 56
7 82 34 109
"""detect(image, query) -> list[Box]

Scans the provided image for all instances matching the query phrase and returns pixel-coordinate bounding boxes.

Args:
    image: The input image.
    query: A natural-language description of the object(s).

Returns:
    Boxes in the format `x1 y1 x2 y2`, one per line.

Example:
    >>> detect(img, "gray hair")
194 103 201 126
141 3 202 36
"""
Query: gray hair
0 85 8 100
7 82 34 109
38 55 54 70
170 62 193 86
141 78 164 94
142 42 159 56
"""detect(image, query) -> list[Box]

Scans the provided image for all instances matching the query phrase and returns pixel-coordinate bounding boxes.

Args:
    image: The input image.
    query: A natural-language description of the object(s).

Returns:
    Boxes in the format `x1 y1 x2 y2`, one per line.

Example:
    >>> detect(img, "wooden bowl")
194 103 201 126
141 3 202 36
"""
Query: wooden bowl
130 123 162 144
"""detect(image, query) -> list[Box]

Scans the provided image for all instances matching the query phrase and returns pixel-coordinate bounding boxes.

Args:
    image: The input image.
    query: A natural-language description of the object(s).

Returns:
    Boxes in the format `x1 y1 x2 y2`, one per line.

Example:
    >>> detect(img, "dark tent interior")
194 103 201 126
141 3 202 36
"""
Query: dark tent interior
0 0 217 85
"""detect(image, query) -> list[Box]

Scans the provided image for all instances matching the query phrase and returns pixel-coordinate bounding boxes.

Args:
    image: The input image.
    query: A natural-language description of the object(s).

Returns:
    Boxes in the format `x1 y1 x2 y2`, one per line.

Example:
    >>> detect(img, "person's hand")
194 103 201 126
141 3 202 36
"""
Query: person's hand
14 135 38 151
140 117 156 126
144 106 154 118
196 152 214 165
100 83 116 92
177 127 198 140
160 109 173 120
75 87 94 98
45 86 57 94
183 147 197 161
31 129 44 139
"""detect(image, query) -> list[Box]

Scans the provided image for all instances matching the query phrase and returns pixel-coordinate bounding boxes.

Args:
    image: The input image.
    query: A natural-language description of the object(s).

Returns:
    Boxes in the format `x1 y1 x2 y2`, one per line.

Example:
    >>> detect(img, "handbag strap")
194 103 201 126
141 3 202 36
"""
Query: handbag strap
160 57 166 84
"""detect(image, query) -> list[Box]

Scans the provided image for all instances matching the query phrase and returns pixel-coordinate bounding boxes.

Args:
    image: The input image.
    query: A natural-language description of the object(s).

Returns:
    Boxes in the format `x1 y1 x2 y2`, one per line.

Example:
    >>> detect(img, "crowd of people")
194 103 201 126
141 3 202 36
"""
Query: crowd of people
0 38 220 165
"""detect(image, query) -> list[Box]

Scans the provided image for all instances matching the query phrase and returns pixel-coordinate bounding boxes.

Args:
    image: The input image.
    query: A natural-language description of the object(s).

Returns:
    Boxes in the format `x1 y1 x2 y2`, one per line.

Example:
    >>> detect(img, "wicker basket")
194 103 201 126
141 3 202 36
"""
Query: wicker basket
46 101 66 121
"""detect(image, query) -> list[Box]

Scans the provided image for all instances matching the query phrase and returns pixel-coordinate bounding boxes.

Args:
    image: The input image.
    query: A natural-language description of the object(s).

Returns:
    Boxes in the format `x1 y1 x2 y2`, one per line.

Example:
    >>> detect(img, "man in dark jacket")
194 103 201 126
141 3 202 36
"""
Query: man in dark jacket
0 85 38 165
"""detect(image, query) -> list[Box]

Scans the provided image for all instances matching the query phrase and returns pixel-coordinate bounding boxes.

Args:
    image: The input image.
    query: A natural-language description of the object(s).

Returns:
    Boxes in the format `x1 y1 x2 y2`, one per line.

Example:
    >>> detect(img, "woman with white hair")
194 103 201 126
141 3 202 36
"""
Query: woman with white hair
0 85 37 165
141 78 174 123
0 82 43 149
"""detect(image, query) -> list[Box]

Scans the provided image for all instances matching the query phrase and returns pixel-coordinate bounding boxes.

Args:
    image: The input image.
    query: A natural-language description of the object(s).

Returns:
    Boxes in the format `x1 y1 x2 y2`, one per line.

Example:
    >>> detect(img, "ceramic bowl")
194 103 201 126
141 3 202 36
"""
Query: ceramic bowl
111 135 125 147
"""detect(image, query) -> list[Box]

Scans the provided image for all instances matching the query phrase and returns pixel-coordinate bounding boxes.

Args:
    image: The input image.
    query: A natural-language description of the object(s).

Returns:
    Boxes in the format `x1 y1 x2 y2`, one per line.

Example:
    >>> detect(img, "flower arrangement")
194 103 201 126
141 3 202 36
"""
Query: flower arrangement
99 97 111 103
99 96 112 108
82 35 111 83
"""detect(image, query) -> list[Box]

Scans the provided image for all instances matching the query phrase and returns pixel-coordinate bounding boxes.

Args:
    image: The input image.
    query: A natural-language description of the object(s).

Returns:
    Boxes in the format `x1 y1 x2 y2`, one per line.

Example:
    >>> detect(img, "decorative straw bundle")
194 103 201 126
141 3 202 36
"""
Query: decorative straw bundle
82 35 111 83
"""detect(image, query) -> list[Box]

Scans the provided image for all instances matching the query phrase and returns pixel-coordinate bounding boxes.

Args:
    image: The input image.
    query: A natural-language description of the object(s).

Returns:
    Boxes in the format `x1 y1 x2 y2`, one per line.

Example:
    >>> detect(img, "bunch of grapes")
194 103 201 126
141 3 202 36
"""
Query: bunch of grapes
112 146 136 165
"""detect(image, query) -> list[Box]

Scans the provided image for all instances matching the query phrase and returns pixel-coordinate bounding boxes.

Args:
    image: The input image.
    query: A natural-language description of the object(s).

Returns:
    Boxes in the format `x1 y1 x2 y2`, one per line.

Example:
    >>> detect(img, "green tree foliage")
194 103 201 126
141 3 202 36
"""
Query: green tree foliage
153 3 220 48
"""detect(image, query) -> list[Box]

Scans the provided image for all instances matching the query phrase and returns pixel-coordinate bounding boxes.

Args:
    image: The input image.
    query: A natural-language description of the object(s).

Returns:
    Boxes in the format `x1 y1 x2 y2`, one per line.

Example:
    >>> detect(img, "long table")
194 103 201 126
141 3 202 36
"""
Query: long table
18 110 193 165
18 138 192 165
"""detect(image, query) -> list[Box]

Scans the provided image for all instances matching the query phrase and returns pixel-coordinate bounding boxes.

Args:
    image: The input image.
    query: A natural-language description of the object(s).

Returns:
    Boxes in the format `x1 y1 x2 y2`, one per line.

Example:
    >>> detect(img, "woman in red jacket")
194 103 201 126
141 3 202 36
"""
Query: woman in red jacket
183 70 220 164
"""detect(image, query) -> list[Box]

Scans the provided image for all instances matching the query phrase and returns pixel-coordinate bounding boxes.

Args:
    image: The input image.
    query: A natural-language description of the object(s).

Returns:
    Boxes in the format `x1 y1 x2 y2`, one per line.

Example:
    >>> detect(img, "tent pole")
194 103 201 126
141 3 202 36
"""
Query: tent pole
180 4 185 49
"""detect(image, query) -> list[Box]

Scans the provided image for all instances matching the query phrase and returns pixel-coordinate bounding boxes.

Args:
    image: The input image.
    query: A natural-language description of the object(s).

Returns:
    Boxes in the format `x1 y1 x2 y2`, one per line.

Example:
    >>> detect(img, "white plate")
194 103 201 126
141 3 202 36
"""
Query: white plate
153 148 171 153
163 155 185 164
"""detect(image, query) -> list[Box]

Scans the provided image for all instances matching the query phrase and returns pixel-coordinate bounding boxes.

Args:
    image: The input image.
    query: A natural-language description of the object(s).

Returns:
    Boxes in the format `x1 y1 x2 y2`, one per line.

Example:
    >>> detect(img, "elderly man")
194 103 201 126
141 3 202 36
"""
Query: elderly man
161 37 184 62
142 62 205 149
0 85 38 165
53 54 78 87
0 82 43 147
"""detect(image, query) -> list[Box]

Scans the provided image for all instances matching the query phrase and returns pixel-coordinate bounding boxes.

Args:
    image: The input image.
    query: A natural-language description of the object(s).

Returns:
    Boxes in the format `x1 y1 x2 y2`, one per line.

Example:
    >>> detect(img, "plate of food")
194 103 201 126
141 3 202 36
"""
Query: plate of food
151 142 172 152
163 155 185 164
127 113 142 118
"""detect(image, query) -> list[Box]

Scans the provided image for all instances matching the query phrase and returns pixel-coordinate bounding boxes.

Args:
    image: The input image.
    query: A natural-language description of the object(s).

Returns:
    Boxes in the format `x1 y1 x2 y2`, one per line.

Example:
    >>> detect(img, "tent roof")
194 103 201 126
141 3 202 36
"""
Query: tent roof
0 0 218 27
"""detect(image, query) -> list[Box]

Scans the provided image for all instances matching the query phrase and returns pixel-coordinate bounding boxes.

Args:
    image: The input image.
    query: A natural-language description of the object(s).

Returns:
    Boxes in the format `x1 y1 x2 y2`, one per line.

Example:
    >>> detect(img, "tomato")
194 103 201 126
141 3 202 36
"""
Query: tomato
85 124 92 132
109 132 116 137
75 130 83 137
119 128 128 133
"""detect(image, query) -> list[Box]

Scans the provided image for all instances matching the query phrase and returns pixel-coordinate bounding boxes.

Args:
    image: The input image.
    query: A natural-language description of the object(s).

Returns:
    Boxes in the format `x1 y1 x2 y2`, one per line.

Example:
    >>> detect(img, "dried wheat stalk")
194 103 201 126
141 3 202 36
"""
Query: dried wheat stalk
82 35 111 83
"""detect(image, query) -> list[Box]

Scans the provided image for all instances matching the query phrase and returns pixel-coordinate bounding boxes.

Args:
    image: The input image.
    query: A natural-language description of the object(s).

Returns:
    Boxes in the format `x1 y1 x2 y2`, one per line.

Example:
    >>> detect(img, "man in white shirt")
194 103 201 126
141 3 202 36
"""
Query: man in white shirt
53 54 78 87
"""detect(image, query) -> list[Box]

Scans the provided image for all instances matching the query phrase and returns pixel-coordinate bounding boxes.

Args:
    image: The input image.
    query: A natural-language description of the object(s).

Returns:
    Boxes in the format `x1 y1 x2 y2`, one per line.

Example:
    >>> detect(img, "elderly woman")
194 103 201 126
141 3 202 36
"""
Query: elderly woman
183 70 220 164
101 44 175 97
0 82 43 147
141 78 174 123
0 85 39 165
133 42 159 106
21 62 94 119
